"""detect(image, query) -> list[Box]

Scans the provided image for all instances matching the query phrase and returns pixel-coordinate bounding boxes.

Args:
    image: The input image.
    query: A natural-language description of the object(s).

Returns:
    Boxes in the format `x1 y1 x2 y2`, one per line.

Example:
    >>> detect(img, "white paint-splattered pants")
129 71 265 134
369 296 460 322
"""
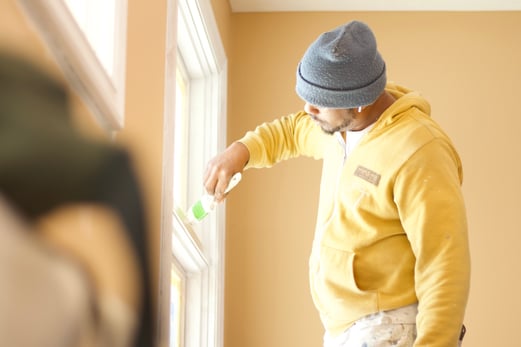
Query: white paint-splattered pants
323 304 464 347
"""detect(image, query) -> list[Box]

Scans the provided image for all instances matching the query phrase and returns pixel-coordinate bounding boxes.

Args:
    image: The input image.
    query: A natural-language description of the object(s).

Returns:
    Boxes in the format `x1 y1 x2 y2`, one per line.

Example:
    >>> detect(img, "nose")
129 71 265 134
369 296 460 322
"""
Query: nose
304 103 319 116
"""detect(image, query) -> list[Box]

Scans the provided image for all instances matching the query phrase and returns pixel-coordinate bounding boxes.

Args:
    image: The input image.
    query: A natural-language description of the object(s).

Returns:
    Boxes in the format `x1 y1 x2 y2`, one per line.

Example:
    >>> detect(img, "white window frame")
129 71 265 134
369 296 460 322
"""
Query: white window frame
162 0 228 345
16 0 127 131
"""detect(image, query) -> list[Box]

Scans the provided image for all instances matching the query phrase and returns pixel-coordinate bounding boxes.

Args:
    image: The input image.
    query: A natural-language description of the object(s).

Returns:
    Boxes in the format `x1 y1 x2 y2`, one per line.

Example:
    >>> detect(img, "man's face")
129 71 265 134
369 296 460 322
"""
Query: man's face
304 103 358 134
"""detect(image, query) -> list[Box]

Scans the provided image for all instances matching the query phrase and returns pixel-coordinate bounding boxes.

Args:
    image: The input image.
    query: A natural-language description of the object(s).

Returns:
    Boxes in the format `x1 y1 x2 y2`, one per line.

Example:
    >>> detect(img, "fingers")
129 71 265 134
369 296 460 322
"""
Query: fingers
204 165 239 202
203 142 250 202
203 165 231 202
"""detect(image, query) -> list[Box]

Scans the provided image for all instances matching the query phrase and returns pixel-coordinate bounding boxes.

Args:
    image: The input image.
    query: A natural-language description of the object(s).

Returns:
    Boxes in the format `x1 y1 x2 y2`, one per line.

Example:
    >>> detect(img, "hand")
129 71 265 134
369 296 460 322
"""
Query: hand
203 142 250 202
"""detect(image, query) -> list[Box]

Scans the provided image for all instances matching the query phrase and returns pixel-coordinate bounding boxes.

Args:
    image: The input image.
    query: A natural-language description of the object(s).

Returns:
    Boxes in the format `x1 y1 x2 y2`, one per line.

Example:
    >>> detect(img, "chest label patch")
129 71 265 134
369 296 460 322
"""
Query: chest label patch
354 165 381 186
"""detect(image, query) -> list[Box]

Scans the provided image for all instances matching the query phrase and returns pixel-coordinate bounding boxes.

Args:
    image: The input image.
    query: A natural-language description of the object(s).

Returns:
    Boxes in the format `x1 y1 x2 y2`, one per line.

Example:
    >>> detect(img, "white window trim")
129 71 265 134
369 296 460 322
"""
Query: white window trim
161 0 227 345
16 0 127 131
177 0 228 342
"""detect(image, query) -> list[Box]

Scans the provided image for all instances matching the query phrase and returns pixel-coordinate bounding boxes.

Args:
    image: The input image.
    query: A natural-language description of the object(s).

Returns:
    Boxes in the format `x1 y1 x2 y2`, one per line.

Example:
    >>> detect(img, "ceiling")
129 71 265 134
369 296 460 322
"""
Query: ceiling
228 0 521 12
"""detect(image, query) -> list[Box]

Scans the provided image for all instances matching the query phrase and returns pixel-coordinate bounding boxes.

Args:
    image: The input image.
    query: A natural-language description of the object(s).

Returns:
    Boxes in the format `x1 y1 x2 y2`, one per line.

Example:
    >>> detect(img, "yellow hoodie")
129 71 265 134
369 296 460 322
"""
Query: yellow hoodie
239 83 470 346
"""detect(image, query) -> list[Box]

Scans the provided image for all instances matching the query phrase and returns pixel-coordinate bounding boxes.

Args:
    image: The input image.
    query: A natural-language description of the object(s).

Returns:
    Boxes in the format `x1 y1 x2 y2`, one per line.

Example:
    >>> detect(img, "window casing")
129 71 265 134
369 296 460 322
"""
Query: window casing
168 0 228 345
17 0 128 130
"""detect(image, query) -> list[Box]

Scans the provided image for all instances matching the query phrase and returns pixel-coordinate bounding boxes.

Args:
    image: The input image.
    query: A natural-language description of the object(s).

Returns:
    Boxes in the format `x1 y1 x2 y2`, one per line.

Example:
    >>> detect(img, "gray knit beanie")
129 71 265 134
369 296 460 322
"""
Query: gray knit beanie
296 20 386 109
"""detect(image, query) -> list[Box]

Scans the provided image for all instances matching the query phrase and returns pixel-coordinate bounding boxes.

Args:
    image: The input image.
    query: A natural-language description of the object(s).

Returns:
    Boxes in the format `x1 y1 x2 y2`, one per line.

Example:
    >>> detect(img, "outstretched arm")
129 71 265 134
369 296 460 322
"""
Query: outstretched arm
203 111 325 203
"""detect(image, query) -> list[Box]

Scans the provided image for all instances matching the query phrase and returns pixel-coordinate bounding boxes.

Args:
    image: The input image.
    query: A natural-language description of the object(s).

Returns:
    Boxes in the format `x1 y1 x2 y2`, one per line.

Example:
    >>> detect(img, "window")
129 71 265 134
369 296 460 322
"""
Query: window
63 0 117 77
170 264 184 347
166 0 228 345
17 0 128 130
174 59 190 213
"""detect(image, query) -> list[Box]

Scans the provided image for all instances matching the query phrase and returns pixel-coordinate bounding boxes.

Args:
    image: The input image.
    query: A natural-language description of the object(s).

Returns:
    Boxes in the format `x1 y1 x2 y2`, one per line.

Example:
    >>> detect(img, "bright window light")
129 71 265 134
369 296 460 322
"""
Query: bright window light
64 0 116 76
174 59 190 212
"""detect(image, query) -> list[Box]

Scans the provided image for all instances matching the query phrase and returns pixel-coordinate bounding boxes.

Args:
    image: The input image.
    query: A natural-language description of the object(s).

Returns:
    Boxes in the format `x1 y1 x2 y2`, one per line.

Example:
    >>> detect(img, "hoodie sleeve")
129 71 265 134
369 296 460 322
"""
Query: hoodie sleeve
394 138 470 347
238 111 326 169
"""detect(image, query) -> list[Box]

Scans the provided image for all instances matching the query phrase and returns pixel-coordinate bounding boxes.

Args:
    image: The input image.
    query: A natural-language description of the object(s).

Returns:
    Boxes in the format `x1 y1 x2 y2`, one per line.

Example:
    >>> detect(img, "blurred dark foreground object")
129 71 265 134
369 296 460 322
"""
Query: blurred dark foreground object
0 52 154 347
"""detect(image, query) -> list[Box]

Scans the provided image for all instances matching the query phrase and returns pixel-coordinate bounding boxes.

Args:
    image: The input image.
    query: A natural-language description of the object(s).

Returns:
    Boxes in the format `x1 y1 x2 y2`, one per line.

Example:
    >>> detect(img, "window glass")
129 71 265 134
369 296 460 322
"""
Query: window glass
174 58 190 212
64 0 117 76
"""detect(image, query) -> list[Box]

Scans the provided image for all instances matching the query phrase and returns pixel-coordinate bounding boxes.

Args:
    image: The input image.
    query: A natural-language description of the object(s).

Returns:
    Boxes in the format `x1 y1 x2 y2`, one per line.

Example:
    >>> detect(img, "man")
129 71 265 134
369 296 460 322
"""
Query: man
204 20 470 346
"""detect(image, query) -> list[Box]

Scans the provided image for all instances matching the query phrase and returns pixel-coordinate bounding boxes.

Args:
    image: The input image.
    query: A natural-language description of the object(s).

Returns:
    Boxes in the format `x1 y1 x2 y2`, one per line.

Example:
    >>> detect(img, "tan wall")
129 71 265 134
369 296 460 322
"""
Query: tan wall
121 0 168 313
226 11 521 347
211 0 233 54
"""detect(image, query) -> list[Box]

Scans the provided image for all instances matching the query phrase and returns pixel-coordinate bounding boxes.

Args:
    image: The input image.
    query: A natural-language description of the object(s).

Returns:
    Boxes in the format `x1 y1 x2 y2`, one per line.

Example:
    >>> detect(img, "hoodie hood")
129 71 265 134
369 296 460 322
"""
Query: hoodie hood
375 82 431 129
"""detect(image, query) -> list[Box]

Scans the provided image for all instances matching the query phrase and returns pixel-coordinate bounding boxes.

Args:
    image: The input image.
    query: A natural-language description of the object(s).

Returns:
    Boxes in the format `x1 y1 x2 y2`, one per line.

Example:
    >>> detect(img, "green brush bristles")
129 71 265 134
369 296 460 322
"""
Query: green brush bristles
191 200 208 221
186 172 242 224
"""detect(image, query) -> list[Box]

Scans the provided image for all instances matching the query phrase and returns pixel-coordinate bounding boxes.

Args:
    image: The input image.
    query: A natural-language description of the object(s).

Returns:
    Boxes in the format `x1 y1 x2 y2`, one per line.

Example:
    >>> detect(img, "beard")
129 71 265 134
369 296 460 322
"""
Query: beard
319 117 353 135
314 110 356 135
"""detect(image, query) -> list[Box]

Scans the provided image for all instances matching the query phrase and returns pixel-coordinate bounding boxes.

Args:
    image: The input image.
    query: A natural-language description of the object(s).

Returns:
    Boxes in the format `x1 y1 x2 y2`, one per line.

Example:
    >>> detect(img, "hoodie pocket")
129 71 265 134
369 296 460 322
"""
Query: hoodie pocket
312 245 378 321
